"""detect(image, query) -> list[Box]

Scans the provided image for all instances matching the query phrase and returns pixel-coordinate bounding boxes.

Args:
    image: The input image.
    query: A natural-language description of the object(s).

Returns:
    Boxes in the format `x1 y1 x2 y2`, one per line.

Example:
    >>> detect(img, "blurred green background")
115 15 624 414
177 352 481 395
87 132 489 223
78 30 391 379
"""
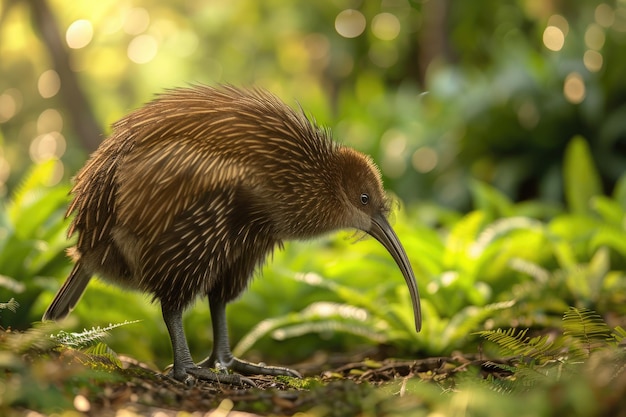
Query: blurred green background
2 0 624 208
1 0 625 369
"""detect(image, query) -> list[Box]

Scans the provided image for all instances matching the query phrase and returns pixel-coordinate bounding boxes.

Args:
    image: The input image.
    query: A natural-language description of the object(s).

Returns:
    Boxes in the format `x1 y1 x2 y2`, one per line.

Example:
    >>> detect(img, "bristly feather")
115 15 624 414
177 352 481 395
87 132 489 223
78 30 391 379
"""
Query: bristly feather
59 84 386 312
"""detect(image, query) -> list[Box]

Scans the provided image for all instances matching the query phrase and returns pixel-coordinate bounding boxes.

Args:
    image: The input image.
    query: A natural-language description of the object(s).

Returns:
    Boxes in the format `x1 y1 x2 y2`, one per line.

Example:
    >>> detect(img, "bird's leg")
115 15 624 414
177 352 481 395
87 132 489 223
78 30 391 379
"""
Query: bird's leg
161 306 196 382
197 295 301 378
161 305 247 385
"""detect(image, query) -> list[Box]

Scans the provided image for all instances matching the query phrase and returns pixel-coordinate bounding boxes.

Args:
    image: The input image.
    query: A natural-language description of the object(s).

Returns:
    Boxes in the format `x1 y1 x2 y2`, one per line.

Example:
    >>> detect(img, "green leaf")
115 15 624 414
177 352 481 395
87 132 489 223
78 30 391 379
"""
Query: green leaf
470 180 514 218
83 342 123 368
6 160 62 223
562 307 611 357
591 196 624 227
563 136 602 215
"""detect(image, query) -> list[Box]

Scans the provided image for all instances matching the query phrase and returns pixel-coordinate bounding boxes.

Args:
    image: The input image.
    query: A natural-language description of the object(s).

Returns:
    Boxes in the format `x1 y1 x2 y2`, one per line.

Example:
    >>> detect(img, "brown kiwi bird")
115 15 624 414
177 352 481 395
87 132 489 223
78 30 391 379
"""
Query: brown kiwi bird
43 85 421 384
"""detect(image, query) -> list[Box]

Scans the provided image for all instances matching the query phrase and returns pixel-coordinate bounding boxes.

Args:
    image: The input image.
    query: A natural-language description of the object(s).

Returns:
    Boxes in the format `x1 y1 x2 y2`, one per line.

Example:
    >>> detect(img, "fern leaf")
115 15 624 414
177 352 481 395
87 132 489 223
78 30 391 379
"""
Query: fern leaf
563 307 611 358
477 328 562 363
52 320 140 348
0 298 19 312
83 342 123 368
612 326 626 345
476 328 529 356
563 308 611 340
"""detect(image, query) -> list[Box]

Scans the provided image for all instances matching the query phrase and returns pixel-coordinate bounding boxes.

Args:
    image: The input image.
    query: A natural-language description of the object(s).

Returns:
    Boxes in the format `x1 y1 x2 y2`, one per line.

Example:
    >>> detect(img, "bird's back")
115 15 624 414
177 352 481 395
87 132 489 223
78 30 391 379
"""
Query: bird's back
67 86 344 304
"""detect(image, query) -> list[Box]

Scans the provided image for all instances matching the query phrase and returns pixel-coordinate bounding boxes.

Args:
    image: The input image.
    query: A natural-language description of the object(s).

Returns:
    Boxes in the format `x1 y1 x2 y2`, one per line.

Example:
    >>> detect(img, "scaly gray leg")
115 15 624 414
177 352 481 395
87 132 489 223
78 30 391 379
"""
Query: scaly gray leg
162 305 249 385
196 295 301 378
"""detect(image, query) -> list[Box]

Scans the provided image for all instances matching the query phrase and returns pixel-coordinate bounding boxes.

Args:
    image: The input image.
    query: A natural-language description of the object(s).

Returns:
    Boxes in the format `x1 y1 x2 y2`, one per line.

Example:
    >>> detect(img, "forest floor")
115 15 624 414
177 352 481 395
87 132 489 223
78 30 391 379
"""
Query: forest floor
56 352 513 416
5 328 625 416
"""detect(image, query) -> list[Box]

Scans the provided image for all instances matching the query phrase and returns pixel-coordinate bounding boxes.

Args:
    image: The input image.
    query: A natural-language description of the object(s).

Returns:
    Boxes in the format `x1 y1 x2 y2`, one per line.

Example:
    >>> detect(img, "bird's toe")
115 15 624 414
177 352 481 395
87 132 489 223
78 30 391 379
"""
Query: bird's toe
187 367 256 387
218 357 302 378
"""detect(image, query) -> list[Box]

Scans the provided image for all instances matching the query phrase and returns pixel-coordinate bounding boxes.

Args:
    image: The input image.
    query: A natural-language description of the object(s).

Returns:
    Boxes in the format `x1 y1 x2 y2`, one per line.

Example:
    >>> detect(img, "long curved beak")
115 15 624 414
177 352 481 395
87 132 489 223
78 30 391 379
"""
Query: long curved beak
367 213 422 332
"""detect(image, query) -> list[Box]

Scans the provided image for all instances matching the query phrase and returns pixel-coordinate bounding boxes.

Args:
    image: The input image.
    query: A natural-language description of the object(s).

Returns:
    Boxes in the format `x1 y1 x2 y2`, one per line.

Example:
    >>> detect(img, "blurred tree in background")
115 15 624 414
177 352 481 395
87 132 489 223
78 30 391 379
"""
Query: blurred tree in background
1 0 624 210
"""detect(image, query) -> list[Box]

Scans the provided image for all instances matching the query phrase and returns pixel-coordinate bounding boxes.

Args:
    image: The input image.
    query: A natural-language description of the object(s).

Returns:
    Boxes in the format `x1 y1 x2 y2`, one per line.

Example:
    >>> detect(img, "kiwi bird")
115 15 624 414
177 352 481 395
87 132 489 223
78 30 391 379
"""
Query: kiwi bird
43 85 421 384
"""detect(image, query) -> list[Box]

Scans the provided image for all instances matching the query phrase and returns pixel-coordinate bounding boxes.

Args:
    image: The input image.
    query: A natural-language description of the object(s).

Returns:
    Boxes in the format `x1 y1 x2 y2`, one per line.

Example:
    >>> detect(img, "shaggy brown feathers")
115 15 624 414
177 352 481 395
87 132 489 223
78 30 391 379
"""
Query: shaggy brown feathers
48 85 389 315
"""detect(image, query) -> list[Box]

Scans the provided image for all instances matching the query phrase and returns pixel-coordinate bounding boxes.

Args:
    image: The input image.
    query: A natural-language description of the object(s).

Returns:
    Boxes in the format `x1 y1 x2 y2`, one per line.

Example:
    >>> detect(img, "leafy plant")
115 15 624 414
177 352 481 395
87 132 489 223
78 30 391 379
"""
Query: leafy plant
229 137 626 361
0 160 72 329
477 307 626 394
0 297 18 315
0 319 138 414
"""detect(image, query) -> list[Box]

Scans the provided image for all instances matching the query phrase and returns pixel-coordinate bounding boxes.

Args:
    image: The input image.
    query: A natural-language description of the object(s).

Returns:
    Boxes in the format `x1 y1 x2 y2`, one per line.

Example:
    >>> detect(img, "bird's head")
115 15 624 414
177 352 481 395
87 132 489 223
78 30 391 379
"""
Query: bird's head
334 147 422 332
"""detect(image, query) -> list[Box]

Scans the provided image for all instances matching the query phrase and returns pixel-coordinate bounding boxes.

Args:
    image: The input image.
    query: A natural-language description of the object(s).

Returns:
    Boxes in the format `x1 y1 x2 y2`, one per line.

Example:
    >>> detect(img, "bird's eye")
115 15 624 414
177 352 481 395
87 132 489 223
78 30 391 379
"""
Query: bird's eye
360 193 370 205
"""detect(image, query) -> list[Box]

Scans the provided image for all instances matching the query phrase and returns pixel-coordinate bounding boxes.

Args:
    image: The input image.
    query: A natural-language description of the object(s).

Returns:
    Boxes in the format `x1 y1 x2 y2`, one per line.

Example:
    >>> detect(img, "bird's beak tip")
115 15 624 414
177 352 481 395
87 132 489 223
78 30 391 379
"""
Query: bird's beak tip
367 213 422 333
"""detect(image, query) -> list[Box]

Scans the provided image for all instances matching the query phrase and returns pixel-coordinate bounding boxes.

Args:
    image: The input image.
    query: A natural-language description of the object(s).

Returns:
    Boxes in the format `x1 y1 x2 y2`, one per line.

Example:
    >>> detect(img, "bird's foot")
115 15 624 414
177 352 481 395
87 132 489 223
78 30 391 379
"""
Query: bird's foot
187 367 256 387
167 364 256 387
198 356 302 378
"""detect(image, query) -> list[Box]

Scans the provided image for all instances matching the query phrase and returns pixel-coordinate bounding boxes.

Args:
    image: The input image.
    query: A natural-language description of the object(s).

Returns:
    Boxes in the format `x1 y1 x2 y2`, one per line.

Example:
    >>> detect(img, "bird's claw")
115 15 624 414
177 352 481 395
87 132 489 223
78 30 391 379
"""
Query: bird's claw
199 356 302 378
186 367 257 387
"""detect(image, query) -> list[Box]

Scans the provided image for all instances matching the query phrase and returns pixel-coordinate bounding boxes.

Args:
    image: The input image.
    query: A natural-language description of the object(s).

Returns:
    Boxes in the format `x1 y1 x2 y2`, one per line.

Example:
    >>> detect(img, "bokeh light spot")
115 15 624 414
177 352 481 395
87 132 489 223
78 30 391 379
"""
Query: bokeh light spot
584 23 605 50
123 8 150 35
563 72 585 104
37 109 63 134
548 14 569 36
127 35 158 64
0 155 10 186
584 49 603 72
66 19 93 49
335 9 366 38
371 13 401 41
411 146 438 173
543 26 565 51
37 70 61 98
304 33 330 60
0 94 17 123
29 132 67 163
381 129 408 178
595 3 615 28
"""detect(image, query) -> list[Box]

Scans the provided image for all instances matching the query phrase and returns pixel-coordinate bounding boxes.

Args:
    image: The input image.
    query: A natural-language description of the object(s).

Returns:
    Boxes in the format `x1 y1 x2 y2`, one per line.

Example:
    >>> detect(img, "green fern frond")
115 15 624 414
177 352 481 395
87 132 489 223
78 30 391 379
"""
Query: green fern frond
476 328 527 355
562 307 611 357
476 328 563 363
612 326 626 345
0 297 19 313
52 320 140 348
82 342 123 368
562 307 611 340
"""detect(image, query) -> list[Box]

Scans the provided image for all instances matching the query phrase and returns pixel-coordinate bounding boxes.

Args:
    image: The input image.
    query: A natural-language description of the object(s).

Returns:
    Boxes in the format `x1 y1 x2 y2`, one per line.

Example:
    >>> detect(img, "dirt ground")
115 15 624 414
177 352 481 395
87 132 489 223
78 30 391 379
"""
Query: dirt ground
77 353 513 416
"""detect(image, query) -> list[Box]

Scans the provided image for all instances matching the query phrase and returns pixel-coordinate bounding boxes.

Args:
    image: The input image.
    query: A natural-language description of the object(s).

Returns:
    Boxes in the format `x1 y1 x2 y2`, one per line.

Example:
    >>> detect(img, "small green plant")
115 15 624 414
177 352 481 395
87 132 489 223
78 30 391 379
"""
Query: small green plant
51 320 141 368
477 307 625 389
0 318 139 414
0 160 72 329
0 297 18 314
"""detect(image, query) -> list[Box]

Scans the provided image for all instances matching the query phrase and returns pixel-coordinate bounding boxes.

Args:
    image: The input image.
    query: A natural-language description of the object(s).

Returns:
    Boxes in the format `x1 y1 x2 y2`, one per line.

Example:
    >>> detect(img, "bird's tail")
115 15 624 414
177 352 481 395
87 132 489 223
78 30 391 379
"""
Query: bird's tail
42 263 91 321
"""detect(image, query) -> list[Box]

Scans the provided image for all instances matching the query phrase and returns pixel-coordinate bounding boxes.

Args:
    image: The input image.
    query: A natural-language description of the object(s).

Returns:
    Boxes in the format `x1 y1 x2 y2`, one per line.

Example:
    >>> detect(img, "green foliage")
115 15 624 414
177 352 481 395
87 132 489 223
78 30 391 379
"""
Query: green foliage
0 321 133 414
2 0 625 213
0 160 71 329
476 307 626 401
564 136 603 216
0 298 18 314
0 135 620 371
229 137 626 361
51 320 141 368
